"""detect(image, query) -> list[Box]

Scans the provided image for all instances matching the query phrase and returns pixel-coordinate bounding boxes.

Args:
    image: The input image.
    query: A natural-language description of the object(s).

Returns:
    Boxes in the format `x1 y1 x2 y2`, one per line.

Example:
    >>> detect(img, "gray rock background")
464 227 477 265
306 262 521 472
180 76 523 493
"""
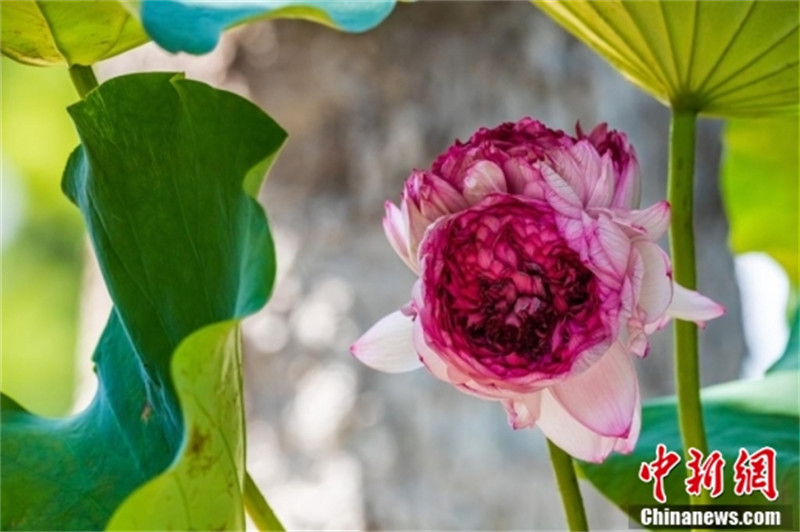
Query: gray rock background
96 3 746 530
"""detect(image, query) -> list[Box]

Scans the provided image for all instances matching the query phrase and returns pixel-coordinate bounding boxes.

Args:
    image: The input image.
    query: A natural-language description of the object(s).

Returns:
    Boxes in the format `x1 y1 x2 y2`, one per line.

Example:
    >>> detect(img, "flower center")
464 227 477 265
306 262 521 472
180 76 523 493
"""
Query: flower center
421 196 606 377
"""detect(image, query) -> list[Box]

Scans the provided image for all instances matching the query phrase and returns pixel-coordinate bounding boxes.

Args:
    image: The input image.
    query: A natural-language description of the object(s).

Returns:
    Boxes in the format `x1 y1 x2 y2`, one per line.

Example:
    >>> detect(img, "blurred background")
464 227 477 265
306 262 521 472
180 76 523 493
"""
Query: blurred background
1 2 792 530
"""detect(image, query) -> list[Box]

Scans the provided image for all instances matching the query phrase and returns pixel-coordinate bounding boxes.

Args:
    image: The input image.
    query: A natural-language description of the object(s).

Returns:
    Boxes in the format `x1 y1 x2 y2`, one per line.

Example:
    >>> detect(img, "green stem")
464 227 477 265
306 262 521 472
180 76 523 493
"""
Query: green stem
668 109 710 506
244 471 285 531
68 64 99 99
547 439 589 531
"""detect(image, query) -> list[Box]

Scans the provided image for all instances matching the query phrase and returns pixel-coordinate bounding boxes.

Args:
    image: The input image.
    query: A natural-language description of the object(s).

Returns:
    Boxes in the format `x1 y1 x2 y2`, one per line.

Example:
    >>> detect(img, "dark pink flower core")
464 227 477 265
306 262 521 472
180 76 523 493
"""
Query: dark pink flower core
419 195 610 379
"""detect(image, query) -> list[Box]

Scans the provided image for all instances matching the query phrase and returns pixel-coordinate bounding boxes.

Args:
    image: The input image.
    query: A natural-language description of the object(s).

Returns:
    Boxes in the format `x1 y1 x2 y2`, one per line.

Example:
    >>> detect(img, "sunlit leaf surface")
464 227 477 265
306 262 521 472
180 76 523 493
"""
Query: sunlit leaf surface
0 73 286 530
1 0 396 66
0 0 148 66
534 0 799 117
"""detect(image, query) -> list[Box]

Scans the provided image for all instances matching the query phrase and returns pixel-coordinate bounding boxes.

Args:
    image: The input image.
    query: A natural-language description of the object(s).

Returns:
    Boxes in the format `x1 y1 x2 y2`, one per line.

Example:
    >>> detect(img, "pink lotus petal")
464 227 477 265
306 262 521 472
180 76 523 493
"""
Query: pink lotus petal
362 118 663 463
644 315 670 334
503 158 545 198
412 316 470 385
636 240 673 322
602 201 671 241
539 163 583 218
550 341 637 438
619 249 644 318
584 152 616 209
537 389 616 463
613 387 641 453
611 163 641 210
503 392 542 429
420 173 469 218
458 378 536 400
625 319 650 358
667 283 726 327
547 141 602 205
579 122 641 210
463 160 507 204
628 200 670 240
402 196 429 262
383 201 416 272
351 311 422 373
586 214 631 280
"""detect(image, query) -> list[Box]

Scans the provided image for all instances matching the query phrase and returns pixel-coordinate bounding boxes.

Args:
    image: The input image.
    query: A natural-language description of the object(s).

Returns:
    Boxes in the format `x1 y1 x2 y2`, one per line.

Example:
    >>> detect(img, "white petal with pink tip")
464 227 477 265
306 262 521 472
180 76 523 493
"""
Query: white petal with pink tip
667 283 726 326
383 202 415 271
351 311 422 373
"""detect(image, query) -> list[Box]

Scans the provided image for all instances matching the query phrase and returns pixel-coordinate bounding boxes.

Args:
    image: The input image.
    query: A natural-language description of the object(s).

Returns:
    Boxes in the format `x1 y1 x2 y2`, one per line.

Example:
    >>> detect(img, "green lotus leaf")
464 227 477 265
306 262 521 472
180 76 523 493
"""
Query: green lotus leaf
138 0 396 54
534 0 799 117
0 0 148 66
0 72 286 530
1 0 396 67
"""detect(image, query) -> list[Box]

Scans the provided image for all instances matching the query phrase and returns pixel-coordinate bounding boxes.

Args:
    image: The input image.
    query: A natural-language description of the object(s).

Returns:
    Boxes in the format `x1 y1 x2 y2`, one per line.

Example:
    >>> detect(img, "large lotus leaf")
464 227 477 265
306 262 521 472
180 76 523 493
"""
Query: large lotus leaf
0 0 148 66
138 0 396 54
579 372 800 529
721 117 799 284
533 0 799 117
0 72 286 530
1 0 395 67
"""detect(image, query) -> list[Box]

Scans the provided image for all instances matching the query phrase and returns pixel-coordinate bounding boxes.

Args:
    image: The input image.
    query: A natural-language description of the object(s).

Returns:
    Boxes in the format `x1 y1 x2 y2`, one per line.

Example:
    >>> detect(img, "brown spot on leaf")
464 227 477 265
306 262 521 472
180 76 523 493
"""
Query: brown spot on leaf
189 428 210 456
140 402 153 423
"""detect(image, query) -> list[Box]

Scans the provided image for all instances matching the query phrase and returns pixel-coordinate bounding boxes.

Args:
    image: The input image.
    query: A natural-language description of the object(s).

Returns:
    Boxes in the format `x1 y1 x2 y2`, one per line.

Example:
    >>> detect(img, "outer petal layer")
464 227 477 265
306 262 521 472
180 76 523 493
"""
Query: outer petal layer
537 389 616 463
550 341 637 438
351 311 422 373
667 283 726 327
383 202 415 271
503 392 542 429
636 241 673 321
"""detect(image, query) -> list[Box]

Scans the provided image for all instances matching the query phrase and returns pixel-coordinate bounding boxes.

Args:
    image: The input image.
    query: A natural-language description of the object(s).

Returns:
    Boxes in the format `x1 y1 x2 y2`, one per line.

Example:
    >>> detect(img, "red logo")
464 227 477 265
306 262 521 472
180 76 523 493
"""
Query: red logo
639 445 780 503
685 448 725 498
733 447 779 501
639 443 682 503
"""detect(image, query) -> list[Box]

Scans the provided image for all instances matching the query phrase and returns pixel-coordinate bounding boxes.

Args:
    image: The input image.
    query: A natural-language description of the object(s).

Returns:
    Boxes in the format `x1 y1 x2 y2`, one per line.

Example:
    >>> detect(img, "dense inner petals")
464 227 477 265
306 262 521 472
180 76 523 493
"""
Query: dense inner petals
420 196 609 379
430 118 573 191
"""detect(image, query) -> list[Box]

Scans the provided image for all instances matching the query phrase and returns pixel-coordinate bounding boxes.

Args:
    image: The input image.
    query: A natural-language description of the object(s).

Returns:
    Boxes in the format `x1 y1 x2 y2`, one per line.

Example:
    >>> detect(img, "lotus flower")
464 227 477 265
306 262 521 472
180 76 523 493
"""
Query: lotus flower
352 118 724 463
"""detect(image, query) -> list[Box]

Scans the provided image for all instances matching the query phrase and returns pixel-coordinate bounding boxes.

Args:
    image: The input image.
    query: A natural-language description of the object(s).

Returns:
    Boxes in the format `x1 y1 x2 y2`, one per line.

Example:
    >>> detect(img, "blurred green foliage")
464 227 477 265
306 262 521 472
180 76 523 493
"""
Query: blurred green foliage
721 117 800 285
1 57 83 416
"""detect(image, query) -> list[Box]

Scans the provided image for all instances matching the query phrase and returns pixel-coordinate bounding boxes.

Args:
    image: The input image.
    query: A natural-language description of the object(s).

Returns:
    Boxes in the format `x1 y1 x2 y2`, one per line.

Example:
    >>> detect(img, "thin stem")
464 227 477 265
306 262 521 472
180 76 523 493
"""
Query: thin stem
667 109 710 506
547 439 589 531
244 471 285 531
68 64 99 99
